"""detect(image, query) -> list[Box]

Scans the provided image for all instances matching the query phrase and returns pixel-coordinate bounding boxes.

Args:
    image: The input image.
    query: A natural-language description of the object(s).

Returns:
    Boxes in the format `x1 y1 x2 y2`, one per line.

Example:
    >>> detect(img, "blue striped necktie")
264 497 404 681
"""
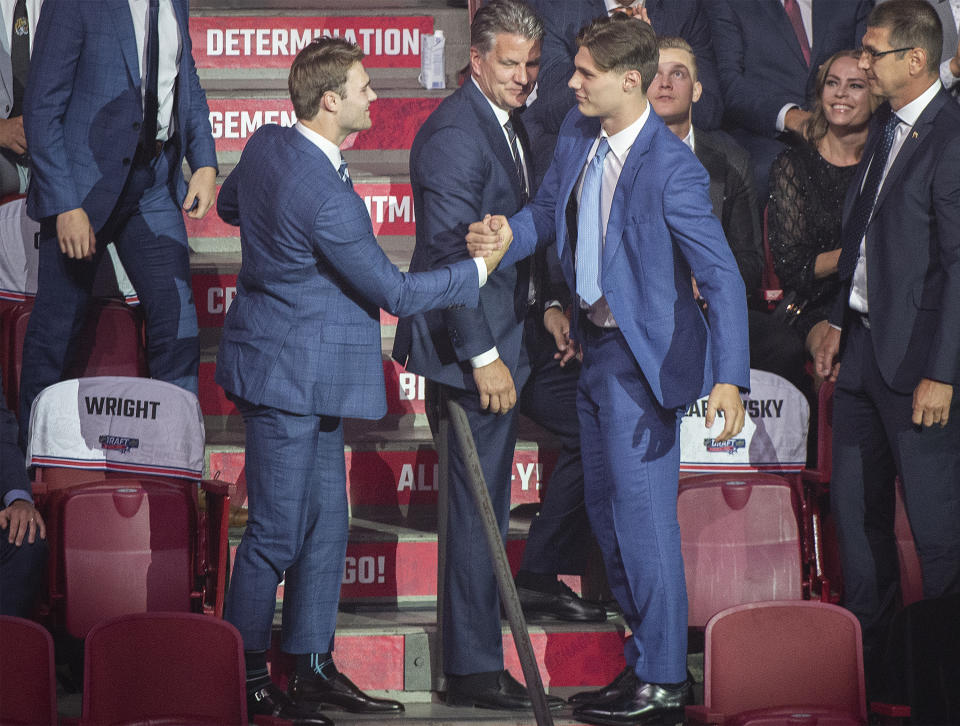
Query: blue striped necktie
576 137 610 305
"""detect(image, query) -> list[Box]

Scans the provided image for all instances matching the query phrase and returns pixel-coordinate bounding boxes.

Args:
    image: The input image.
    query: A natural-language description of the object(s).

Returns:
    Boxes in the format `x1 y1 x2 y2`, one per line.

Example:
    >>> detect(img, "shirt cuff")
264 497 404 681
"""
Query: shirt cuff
544 300 562 311
3 489 33 508
474 257 488 288
940 57 960 89
776 103 799 133
470 347 500 368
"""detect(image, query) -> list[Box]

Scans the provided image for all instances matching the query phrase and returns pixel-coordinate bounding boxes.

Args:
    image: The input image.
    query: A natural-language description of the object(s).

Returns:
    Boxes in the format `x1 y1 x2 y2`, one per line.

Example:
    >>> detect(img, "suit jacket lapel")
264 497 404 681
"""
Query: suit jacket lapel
464 81 525 208
842 109 884 227
602 113 656 270
873 91 948 214
287 126 340 182
0 3 11 103
761 0 807 68
557 114 599 267
111 0 141 88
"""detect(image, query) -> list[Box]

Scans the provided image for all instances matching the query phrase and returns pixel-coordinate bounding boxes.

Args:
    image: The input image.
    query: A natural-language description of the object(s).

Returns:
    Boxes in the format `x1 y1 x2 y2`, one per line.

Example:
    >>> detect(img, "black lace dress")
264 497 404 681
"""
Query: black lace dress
767 144 859 340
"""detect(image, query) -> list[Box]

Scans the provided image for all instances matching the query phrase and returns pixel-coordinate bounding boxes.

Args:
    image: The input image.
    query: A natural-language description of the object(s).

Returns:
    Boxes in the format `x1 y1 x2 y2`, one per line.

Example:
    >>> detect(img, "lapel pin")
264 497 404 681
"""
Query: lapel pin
912 131 919 139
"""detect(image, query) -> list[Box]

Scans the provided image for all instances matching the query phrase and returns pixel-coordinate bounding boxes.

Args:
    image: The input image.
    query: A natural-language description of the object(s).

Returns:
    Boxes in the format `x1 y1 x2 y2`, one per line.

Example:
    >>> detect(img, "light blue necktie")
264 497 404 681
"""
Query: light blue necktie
576 137 610 305
338 158 353 189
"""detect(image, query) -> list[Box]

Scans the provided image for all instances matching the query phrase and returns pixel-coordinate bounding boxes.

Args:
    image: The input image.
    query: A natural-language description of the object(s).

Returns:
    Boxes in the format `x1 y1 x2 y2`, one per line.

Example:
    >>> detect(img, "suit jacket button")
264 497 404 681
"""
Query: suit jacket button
133 121 141 130
122 158 131 166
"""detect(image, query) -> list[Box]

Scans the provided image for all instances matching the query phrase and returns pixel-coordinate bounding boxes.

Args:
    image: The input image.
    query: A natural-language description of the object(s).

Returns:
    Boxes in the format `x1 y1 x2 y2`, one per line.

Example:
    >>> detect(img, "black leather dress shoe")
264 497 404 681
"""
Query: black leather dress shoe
446 670 566 711
247 682 333 725
568 666 637 706
573 678 692 726
288 671 404 713
517 583 608 622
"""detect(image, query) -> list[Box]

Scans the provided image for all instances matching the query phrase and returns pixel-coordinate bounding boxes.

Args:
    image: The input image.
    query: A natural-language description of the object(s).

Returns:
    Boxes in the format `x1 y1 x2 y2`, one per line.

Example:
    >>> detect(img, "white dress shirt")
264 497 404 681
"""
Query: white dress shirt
128 0 180 142
848 80 942 313
577 103 652 328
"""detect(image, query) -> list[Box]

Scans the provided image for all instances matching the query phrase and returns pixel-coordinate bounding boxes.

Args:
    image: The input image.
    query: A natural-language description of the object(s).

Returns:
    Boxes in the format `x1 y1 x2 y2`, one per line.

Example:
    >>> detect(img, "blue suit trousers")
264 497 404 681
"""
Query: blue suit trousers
577 325 688 685
224 396 349 654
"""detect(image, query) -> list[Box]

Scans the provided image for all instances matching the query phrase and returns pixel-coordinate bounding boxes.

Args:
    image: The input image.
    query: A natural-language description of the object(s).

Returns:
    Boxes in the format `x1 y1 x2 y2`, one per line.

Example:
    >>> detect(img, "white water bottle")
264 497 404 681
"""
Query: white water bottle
419 30 445 90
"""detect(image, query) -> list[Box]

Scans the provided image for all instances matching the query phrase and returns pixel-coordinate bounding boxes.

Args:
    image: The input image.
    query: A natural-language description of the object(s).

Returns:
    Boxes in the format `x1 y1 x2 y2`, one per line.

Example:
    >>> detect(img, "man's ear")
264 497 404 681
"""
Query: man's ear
692 80 703 103
321 90 339 114
623 68 642 91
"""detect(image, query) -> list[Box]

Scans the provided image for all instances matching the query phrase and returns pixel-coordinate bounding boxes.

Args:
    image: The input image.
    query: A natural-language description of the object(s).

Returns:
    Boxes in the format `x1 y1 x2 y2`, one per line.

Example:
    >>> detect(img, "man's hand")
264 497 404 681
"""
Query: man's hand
543 306 578 366
704 383 745 442
473 358 516 414
912 378 953 428
57 208 96 260
784 107 812 135
182 166 217 219
815 325 842 382
0 116 26 154
467 214 512 259
0 500 47 547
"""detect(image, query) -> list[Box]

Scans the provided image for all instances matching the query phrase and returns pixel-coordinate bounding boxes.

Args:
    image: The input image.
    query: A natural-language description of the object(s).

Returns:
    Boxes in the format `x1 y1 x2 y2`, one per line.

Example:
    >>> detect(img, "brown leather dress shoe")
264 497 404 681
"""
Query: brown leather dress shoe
288 671 404 713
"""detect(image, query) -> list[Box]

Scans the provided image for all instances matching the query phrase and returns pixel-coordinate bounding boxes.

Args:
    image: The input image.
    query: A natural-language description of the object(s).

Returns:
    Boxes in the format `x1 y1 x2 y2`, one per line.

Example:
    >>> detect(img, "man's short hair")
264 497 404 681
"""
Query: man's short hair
288 38 365 120
867 0 942 74
657 36 698 82
577 14 659 94
471 0 544 55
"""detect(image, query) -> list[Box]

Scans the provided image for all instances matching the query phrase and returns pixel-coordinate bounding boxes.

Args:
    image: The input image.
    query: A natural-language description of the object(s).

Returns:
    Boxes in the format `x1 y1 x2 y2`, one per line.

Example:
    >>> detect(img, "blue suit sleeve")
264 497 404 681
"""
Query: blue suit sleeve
217 164 240 227
313 189 479 318
22 0 85 216
179 3 219 174
664 154 750 389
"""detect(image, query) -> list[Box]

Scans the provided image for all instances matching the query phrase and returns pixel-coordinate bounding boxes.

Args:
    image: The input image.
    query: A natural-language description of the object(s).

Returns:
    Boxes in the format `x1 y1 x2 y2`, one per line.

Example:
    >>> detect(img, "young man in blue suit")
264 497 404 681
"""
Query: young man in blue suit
216 38 511 724
19 0 218 436
470 15 750 724
815 0 960 699
521 0 723 185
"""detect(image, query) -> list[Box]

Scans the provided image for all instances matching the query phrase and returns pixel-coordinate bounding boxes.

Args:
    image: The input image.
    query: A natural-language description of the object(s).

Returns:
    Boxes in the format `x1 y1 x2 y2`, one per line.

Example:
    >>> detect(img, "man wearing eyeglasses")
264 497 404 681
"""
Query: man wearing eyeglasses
815 0 960 701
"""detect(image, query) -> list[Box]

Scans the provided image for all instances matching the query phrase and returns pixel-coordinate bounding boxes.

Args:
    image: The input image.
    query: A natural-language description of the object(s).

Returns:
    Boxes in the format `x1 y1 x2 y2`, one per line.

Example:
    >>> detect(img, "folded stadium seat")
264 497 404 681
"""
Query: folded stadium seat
678 473 805 627
4 298 148 419
688 600 867 726
80 612 247 726
26 377 232 632
680 369 817 606
0 615 58 726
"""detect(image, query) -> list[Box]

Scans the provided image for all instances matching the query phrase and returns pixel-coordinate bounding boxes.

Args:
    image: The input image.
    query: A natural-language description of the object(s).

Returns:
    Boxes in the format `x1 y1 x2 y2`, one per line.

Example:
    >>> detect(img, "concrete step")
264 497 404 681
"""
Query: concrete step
207 430 560 512
190 5 469 92
229 512 579 606
185 177 416 255
207 92 443 163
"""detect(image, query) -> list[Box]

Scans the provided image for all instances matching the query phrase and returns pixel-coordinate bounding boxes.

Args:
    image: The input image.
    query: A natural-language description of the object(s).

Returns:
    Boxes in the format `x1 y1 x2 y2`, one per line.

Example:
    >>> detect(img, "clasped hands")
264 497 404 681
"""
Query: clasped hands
468 214 514 276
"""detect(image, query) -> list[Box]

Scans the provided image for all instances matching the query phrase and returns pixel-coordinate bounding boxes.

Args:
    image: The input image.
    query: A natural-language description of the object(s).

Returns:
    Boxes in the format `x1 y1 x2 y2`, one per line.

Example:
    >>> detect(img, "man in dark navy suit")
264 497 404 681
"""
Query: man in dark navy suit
816 0 960 699
0 366 46 617
393 0 585 711
217 39 508 723
521 0 723 185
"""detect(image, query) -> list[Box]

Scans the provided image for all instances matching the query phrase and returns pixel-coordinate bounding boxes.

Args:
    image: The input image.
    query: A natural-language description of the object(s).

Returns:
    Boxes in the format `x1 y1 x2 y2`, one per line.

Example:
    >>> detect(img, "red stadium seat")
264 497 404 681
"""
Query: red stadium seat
80 612 247 726
0 616 58 726
3 298 147 419
679 474 805 627
27 377 232 632
688 600 867 726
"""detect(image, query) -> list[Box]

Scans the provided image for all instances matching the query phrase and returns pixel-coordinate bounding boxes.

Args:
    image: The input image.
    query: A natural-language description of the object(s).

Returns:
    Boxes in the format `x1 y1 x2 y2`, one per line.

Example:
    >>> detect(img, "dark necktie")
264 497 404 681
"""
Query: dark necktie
504 117 528 205
576 137 610 305
338 158 353 189
10 0 29 118
837 110 901 280
783 0 811 66
142 0 160 145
